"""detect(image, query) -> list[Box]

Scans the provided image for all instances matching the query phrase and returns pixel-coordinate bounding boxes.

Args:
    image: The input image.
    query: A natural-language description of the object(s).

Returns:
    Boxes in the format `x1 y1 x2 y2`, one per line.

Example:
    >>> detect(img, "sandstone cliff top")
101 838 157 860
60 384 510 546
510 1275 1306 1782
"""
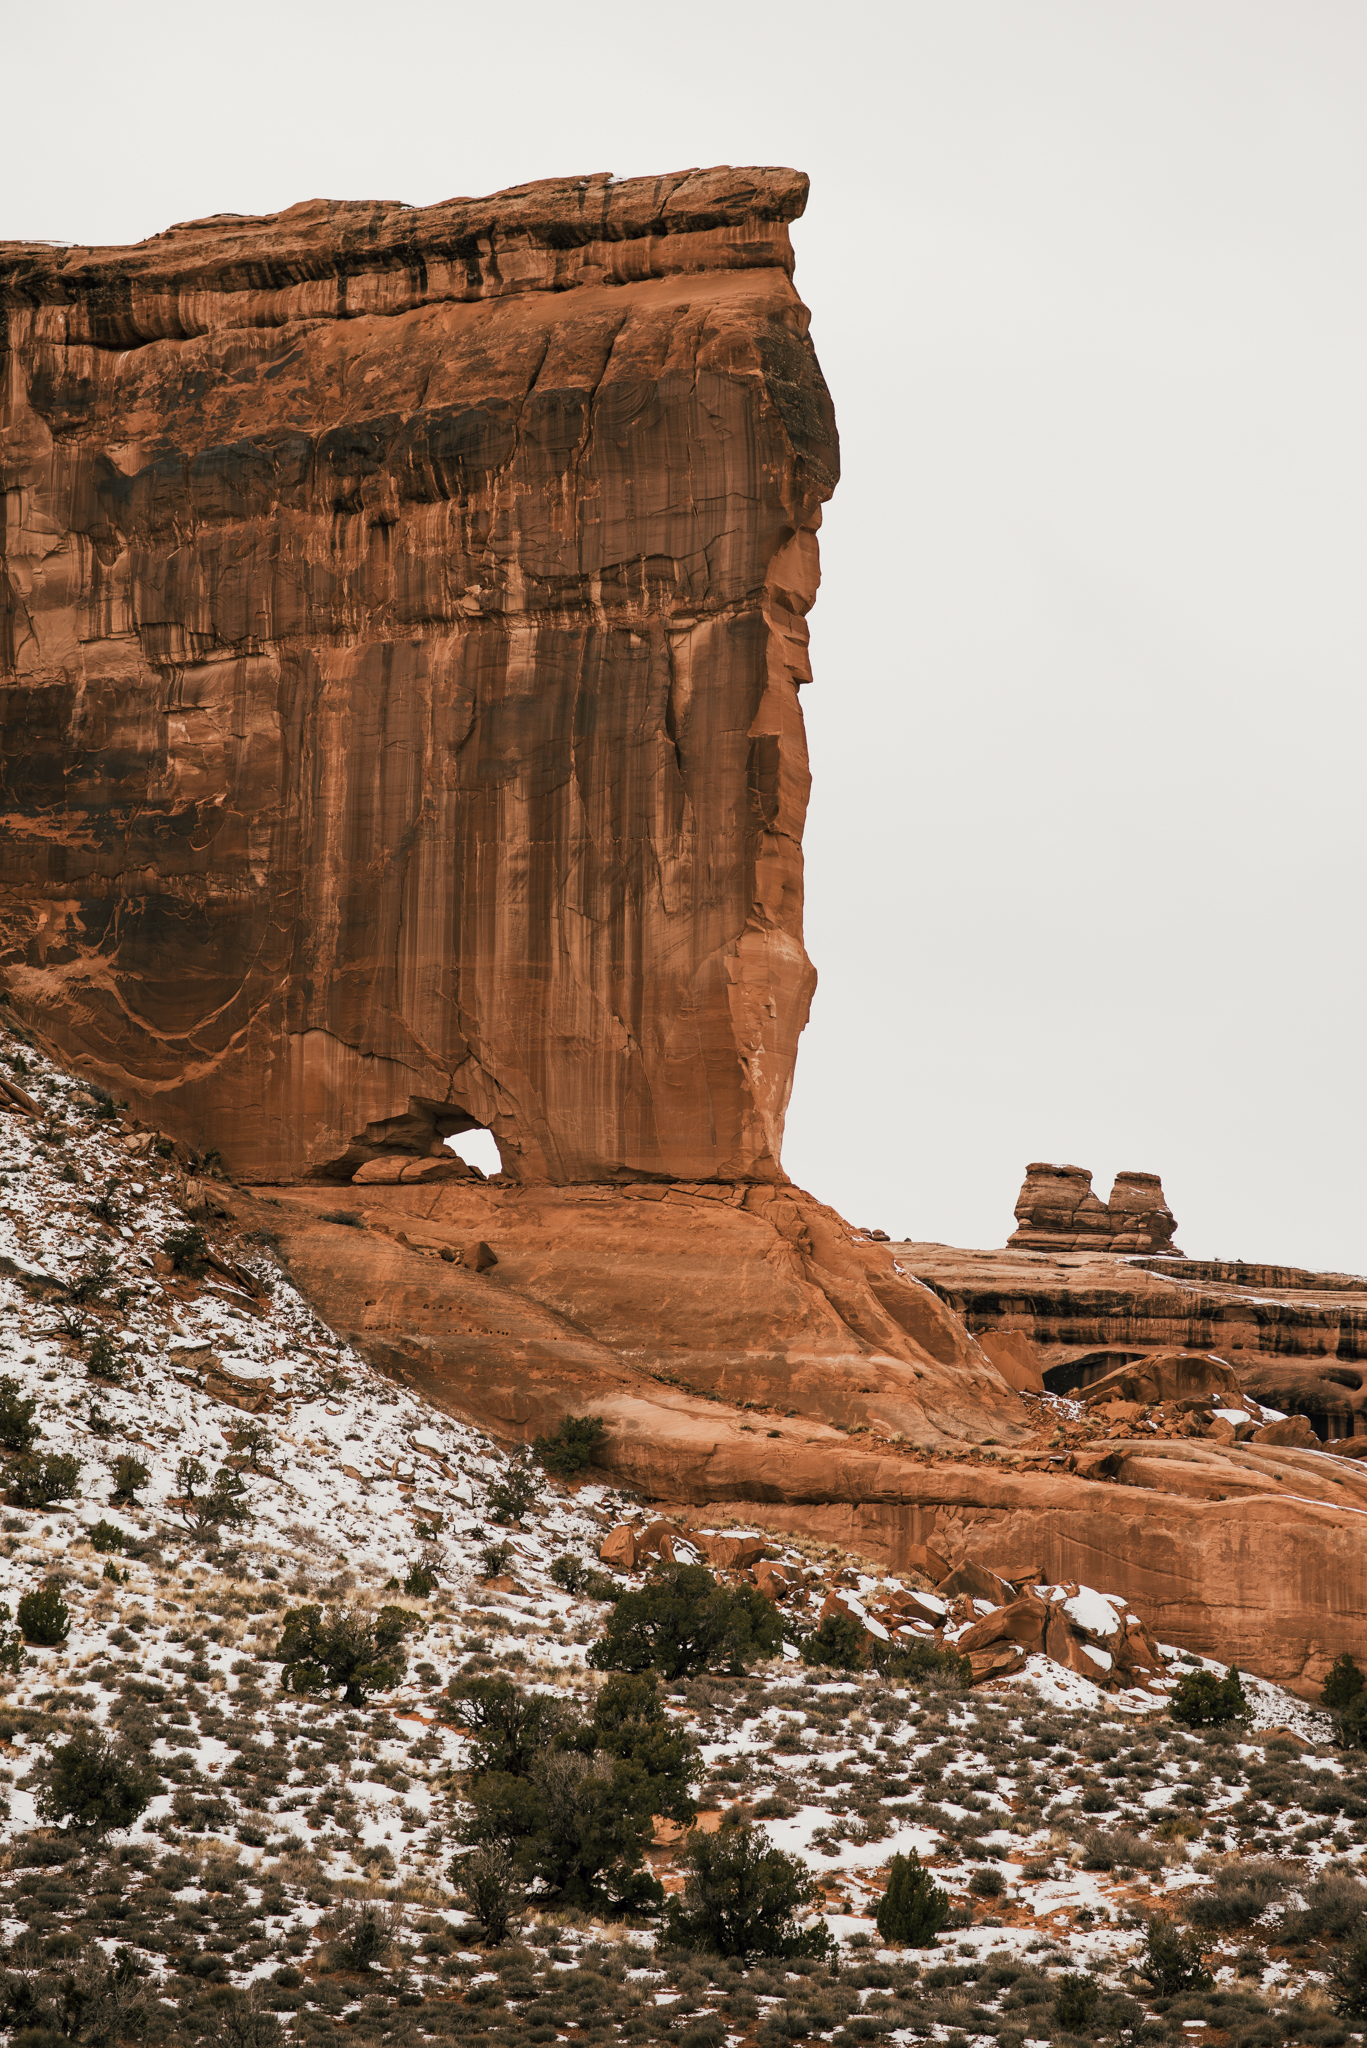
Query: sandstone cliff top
0 164 810 303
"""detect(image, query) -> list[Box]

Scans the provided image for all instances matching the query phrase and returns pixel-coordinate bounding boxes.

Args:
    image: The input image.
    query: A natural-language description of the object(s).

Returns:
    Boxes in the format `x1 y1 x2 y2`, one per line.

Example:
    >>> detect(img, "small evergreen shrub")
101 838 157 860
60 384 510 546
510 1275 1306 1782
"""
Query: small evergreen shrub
532 1414 606 1479
1139 1917 1213 1995
799 1612 868 1670
1170 1668 1248 1728
8 1452 81 1508
68 1251 116 1304
403 1561 438 1597
1329 1937 1367 2019
1053 1974 1100 2029
480 1541 514 1579
0 1375 39 1454
162 1224 209 1276
875 1852 950 1947
969 1867 1005 1898
274 1603 417 1705
110 1454 149 1503
1324 1654 1366 1710
18 1580 71 1646
485 1458 541 1527
85 1329 125 1382
455 1841 524 1946
36 1729 158 1836
588 1564 783 1679
89 1519 125 1554
666 1815 830 1959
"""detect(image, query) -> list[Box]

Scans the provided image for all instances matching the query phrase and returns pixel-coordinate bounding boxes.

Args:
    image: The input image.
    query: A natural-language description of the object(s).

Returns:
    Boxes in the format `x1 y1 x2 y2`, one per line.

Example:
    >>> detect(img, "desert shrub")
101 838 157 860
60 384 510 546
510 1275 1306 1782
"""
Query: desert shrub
1323 1655 1365 1711
35 1729 158 1837
109 1455 149 1504
453 1672 692 1909
480 1541 515 1579
403 1559 438 1597
88 1520 125 1555
549 1554 618 1600
876 1852 950 1947
1170 1669 1248 1728
325 1899 399 1972
1328 1937 1367 2019
1278 1870 1367 1944
84 1330 125 1382
1187 1860 1291 1932
455 1840 524 1946
589 1564 783 1680
8 1454 81 1509
176 1460 251 1533
86 1180 121 1225
163 1224 209 1276
1139 1917 1213 1996
969 1867 1005 1899
274 1603 418 1705
228 1423 273 1470
667 1814 830 1959
18 1580 70 1646
1079 1826 1163 1873
68 1251 116 1304
800 1612 868 1671
0 1376 39 1455
485 1457 541 1527
1053 1974 1100 2028
532 1415 606 1479
870 1637 971 1687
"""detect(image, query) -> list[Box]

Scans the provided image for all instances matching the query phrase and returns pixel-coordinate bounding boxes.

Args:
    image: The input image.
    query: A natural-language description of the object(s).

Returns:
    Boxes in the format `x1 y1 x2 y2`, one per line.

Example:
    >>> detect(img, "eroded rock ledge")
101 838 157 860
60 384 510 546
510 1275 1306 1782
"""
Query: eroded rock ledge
0 167 837 1185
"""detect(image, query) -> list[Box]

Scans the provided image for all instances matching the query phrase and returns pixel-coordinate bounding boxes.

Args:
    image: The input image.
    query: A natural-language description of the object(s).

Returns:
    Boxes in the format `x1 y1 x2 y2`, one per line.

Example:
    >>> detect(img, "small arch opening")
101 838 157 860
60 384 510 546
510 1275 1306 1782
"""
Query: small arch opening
445 1128 502 1178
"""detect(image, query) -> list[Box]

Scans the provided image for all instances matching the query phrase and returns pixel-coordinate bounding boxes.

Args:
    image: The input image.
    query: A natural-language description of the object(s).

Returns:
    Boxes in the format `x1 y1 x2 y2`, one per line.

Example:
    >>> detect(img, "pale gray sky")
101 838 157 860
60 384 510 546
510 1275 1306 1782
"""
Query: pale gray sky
9 2 1364 1269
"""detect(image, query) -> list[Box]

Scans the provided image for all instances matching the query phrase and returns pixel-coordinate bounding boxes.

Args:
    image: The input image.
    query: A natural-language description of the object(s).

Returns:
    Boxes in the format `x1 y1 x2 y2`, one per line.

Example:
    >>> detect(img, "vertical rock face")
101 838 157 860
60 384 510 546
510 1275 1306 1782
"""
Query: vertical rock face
0 168 838 1183
1007 1164 1181 1254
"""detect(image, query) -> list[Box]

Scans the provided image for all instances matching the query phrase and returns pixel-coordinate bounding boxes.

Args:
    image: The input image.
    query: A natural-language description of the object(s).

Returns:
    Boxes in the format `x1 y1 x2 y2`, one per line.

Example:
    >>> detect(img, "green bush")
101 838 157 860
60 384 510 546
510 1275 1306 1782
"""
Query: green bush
1187 1860 1290 1932
274 1603 417 1705
88 1520 125 1554
875 1852 950 1947
452 1671 694 1909
455 1841 524 1946
1323 1655 1365 1711
1053 1974 1100 2029
485 1458 541 1527
533 1415 606 1479
588 1564 783 1680
480 1541 514 1579
1170 1668 1248 1728
868 1637 972 1687
404 1561 438 1597
0 1603 24 1674
549 1554 618 1600
969 1867 1005 1899
0 1376 39 1455
35 1728 158 1837
1139 1917 1213 1996
68 1252 115 1304
7 1453 81 1509
109 1454 149 1504
85 1329 125 1382
18 1580 70 1646
1328 1937 1367 2019
666 1815 830 1959
799 1612 868 1670
163 1224 209 1276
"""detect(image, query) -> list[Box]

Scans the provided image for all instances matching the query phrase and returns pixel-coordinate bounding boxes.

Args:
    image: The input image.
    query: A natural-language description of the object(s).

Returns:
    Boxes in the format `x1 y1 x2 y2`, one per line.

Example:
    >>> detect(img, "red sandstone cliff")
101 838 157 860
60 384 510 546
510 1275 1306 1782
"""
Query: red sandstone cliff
0 169 837 1185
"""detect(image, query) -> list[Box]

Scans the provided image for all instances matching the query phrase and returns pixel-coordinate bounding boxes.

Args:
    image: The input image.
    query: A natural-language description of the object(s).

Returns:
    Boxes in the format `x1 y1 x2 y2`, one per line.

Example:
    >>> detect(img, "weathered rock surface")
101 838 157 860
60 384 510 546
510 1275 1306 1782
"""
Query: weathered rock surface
902 1239 1367 1439
1008 1164 1181 1254
220 1177 1367 1694
0 168 837 1186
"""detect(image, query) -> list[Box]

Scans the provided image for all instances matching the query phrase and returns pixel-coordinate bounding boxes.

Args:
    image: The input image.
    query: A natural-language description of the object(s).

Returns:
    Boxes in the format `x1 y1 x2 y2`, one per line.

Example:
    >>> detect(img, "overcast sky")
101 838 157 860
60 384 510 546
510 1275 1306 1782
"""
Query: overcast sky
9 2 1364 1270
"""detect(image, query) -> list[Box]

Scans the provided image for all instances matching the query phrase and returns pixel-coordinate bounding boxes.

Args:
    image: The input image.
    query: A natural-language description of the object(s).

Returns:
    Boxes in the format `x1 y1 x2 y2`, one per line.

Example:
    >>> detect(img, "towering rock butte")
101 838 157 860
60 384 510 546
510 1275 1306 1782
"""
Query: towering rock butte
0 167 837 1184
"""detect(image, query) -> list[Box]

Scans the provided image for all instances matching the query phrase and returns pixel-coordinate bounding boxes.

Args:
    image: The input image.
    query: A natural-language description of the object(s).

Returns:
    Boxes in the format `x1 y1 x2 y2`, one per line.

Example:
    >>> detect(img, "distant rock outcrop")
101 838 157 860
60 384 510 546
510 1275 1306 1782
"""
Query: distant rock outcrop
1008 1163 1181 1254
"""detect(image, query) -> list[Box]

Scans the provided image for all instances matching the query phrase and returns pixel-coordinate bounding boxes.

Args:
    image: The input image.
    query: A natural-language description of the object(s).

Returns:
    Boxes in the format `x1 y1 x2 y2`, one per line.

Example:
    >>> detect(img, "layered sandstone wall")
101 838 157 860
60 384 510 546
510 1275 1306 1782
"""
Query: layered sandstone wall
0 168 837 1184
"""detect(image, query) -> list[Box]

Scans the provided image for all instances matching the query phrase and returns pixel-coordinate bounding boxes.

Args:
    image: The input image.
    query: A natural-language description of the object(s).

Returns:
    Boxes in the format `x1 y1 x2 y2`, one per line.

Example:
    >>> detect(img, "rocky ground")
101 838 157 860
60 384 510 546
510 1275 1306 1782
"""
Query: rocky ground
0 1010 1364 2048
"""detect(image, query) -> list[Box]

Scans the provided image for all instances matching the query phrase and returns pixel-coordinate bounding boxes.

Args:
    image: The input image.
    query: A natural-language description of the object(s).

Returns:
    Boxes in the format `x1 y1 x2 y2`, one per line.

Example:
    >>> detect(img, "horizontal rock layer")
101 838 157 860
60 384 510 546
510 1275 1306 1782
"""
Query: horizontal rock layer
229 1179 1367 1695
0 167 837 1184
1008 1163 1181 1254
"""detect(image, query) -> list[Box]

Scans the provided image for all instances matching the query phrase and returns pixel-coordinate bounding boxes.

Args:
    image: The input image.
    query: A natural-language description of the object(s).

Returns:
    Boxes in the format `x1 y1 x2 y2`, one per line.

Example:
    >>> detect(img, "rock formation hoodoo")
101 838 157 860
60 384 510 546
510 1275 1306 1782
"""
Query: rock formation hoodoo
1008 1163 1181 1255
0 168 836 1186
2 170 1363 1698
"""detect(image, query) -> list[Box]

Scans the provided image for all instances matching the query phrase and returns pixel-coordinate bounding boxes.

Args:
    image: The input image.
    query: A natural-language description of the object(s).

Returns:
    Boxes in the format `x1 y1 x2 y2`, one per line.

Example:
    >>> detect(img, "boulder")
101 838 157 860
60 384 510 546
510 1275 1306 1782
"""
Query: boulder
1252 1414 1321 1449
352 1157 408 1185
937 1561 1016 1606
399 1157 467 1184
1082 1352 1245 1411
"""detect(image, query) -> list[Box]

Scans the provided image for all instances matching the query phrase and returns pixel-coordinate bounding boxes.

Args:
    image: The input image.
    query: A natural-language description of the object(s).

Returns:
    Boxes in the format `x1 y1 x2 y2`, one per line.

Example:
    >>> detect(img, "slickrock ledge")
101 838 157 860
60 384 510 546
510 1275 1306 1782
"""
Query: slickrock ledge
0 168 837 1186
